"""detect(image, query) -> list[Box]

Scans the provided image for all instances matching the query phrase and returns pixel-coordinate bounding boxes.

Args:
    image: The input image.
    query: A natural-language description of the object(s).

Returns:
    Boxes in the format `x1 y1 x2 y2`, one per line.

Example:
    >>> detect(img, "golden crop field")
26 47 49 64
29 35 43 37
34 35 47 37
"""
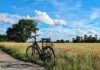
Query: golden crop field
0 42 100 70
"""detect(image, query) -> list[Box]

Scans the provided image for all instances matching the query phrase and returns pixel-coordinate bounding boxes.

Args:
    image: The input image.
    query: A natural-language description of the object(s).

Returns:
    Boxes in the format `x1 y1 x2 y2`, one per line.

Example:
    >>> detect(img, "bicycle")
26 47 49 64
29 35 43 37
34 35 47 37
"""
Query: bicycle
26 34 55 67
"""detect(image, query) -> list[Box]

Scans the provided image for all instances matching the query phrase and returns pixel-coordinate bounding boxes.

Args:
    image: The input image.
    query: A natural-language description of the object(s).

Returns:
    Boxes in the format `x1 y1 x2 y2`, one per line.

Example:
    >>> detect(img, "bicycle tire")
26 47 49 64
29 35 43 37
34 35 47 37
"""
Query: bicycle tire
43 46 55 67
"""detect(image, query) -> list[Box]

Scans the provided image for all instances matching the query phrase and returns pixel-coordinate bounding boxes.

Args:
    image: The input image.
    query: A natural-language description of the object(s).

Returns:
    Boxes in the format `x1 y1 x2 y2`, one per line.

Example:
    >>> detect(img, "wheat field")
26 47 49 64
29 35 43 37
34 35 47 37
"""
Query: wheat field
0 42 100 70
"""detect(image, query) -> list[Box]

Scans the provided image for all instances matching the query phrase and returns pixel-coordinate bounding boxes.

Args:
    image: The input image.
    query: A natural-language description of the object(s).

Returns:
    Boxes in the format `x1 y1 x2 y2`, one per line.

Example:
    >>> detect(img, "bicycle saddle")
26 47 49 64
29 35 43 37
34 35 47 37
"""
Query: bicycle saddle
32 34 40 38
41 38 50 42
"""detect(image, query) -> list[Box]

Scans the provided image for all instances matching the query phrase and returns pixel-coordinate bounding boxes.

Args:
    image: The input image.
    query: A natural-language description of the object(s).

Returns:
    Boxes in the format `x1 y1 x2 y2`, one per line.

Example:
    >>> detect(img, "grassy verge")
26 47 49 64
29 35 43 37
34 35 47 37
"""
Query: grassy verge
0 42 43 66
0 42 100 70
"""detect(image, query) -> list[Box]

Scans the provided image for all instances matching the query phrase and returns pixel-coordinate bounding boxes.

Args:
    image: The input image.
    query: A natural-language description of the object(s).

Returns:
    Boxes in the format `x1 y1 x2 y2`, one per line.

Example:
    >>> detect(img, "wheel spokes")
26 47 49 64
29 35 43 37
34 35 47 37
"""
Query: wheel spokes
26 46 39 63
44 47 55 67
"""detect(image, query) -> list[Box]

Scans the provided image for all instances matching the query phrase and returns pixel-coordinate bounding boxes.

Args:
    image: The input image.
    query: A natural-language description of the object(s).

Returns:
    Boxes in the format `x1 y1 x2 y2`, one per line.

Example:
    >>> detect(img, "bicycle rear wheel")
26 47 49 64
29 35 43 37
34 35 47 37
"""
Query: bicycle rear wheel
43 46 55 67
26 46 39 63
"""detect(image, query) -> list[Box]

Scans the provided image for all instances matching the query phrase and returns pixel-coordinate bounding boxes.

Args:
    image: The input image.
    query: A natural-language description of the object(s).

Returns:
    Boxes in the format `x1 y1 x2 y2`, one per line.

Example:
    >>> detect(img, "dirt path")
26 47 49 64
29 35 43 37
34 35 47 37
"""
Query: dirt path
0 49 46 70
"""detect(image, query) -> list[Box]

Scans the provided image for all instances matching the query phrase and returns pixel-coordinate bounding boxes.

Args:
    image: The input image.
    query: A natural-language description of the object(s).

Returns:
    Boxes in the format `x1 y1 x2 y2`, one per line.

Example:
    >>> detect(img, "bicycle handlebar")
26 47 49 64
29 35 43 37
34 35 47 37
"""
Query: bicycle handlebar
31 34 40 38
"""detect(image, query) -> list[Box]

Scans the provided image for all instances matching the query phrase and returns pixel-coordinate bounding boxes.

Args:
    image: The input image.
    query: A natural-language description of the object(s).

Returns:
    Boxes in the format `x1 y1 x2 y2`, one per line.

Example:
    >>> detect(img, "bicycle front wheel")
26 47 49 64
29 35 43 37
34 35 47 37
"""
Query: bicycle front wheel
26 46 39 63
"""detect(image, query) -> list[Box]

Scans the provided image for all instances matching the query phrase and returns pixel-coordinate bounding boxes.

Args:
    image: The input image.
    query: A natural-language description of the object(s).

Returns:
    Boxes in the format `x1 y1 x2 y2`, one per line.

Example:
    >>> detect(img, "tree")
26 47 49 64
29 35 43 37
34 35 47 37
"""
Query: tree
0 34 8 42
72 34 100 43
6 19 39 42
56 40 60 43
95 34 98 42
66 40 69 43
88 35 92 42
72 38 76 43
76 36 81 42
84 34 88 42
60 39 65 43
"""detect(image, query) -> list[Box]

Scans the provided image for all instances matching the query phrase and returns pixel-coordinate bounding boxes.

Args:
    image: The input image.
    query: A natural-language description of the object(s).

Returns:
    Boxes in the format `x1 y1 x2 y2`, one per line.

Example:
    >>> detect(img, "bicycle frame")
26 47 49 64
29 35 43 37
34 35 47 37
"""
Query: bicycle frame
32 35 52 54
26 35 55 67
32 36 42 54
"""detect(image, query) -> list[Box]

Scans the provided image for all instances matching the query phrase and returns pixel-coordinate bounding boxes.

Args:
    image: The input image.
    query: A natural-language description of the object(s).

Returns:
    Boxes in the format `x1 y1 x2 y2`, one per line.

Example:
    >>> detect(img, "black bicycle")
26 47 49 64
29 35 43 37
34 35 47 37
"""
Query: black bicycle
26 34 55 67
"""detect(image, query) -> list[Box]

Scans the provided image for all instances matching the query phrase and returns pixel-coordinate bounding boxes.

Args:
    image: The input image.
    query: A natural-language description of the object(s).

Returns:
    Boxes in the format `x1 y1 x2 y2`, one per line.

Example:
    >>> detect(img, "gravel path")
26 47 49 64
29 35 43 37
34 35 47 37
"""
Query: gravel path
0 49 46 70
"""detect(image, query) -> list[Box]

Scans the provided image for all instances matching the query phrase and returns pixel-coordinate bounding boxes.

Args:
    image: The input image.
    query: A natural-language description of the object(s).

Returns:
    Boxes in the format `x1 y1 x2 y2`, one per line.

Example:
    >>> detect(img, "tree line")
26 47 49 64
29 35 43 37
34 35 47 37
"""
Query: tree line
0 19 100 43
54 39 70 43
72 34 100 43
0 35 8 42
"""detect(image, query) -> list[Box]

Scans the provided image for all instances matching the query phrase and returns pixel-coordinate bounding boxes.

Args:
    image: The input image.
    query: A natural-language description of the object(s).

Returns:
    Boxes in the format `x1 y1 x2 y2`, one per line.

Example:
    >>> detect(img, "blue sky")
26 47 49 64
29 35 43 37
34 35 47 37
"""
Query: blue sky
0 0 100 41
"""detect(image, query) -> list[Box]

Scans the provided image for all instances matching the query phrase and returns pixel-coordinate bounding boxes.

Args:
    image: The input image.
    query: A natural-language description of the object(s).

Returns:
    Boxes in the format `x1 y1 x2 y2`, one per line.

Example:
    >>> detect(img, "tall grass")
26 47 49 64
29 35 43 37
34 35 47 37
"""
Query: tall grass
0 42 100 70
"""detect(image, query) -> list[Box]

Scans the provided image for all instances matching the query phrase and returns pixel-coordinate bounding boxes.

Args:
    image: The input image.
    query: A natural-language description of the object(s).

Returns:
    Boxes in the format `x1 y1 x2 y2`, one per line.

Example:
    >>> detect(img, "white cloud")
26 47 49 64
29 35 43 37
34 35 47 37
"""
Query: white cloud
55 14 61 18
86 30 97 35
0 10 66 26
90 9 100 20
91 11 99 20
0 13 31 24
42 27 68 34
56 29 68 33
75 0 82 8
0 28 6 34
0 13 15 24
70 20 86 28
50 0 83 12
33 10 54 25
33 10 66 25
69 19 98 29
54 19 66 25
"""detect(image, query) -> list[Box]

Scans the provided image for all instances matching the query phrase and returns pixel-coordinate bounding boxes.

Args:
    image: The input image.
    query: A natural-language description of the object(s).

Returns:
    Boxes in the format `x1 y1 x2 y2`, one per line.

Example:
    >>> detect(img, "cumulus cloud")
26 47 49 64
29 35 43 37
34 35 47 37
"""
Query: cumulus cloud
0 13 15 24
0 13 29 24
33 10 54 25
0 10 66 26
33 10 66 25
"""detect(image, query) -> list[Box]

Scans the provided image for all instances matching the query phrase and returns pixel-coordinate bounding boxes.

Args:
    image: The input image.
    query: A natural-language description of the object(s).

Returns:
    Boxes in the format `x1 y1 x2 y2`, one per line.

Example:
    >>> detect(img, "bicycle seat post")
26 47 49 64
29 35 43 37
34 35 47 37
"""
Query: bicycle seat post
42 39 44 49
41 38 50 49
34 36 36 42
